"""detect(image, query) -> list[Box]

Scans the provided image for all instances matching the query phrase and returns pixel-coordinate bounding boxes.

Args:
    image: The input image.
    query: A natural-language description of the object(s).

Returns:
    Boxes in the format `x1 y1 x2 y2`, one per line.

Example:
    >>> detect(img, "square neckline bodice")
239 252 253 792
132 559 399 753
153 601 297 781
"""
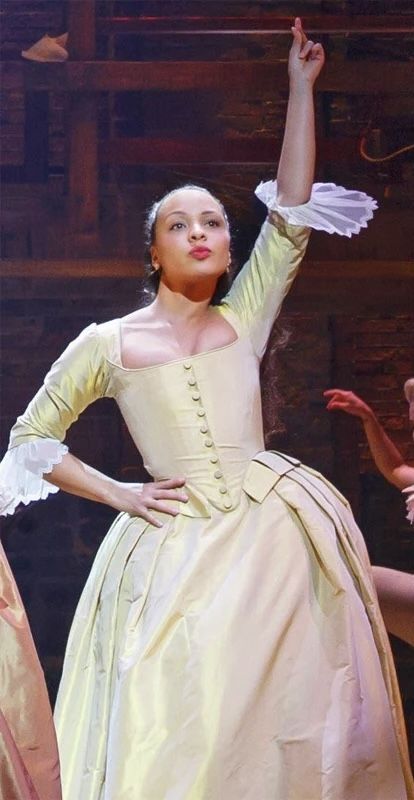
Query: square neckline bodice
113 308 241 374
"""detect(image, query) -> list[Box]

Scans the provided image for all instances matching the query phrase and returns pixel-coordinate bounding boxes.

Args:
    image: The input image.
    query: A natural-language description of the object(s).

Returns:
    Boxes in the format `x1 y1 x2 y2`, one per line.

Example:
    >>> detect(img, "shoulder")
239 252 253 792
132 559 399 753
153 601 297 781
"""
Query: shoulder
119 305 154 327
92 318 121 365
67 320 115 353
62 319 119 366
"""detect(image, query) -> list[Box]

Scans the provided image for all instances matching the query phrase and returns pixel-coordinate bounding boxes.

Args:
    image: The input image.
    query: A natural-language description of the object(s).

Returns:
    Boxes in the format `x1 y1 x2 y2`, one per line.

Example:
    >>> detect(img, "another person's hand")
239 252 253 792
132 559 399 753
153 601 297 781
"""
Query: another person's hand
110 477 188 527
289 17 325 87
324 389 374 422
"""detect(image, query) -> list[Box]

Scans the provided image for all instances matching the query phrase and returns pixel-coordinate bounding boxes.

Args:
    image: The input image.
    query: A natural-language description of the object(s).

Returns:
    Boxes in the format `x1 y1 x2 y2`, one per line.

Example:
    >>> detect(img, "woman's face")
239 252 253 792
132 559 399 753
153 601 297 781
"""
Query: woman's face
150 189 231 295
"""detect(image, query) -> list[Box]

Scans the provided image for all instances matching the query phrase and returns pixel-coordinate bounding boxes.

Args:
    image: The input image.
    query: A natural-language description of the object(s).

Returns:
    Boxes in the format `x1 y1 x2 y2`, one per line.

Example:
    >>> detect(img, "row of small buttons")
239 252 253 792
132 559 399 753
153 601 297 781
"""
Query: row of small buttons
183 361 232 510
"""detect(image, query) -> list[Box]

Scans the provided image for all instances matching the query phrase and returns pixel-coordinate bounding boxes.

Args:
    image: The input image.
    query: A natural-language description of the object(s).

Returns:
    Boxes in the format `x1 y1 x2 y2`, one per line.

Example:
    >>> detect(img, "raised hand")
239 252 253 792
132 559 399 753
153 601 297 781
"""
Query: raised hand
288 17 325 87
324 389 373 421
111 476 188 527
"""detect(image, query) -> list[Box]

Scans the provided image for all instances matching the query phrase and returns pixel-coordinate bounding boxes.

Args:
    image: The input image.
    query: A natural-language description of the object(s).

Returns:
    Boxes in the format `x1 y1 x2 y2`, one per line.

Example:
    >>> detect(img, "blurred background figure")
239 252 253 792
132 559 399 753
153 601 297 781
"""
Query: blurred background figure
0 541 61 799
325 381 414 646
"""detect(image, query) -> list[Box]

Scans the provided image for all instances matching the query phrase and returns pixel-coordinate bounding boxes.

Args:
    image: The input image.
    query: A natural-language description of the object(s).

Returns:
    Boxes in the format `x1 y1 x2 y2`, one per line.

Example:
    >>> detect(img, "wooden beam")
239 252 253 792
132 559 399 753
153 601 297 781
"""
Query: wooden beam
1 266 412 314
1 259 413 280
68 0 96 60
67 93 99 255
0 259 140 279
3 61 412 95
287 260 414 314
67 0 98 255
1 259 412 309
97 15 414 36
100 136 359 165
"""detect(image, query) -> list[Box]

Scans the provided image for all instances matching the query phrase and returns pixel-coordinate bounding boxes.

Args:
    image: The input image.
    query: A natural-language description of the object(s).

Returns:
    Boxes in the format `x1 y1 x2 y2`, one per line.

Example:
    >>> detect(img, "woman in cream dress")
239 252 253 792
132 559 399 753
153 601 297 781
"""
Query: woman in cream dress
1 19 412 800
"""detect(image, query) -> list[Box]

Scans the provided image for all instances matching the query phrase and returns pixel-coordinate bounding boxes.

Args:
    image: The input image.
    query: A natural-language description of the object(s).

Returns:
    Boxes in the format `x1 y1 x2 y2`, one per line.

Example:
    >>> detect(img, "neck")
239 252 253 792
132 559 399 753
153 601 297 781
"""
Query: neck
151 280 215 323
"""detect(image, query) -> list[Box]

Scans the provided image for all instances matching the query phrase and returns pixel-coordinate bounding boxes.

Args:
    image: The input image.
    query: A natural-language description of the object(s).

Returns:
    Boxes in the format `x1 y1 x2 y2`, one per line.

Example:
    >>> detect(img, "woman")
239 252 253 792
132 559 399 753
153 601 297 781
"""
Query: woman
325 383 414 646
1 19 412 800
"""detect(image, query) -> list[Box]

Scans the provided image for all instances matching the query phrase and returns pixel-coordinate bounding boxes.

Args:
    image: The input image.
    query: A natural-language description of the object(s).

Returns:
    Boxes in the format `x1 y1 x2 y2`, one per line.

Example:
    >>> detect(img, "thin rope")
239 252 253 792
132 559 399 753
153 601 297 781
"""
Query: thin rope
359 136 414 163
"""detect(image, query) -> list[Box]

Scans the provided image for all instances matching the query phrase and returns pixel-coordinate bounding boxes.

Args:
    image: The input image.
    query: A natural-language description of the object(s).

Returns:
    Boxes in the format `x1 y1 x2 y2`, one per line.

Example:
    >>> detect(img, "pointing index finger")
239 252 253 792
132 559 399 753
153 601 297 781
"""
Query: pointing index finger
294 16 308 44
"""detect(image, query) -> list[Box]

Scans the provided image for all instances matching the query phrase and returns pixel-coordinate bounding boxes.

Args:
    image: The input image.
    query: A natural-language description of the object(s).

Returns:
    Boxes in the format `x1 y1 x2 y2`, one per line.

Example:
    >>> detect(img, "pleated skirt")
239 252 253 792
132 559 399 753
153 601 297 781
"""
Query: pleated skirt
55 458 413 800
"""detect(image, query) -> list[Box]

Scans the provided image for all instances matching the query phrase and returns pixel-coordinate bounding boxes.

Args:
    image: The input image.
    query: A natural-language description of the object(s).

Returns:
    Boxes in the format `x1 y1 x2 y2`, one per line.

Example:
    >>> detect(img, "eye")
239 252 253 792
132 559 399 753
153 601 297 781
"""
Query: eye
170 221 186 231
206 219 220 227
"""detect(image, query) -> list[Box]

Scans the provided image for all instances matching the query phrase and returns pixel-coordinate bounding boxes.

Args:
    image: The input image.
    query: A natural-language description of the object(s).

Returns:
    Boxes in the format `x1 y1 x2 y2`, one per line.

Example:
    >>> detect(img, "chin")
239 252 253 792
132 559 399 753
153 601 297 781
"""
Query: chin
192 265 226 279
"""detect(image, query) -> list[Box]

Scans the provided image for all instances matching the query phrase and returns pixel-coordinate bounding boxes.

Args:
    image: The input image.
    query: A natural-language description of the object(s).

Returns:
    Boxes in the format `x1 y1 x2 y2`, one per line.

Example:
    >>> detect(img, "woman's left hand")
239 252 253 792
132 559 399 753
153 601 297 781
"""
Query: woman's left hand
288 17 325 87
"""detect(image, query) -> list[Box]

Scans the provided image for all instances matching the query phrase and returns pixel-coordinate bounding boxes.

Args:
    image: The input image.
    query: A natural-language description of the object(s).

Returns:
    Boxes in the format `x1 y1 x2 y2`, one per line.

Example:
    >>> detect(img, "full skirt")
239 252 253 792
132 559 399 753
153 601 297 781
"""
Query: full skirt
54 455 413 800
0 543 61 800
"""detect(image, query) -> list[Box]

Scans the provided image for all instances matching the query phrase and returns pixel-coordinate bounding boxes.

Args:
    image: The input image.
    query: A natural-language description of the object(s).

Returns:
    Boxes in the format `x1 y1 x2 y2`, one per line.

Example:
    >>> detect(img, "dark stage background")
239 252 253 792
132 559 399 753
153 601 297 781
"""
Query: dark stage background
1 0 413 758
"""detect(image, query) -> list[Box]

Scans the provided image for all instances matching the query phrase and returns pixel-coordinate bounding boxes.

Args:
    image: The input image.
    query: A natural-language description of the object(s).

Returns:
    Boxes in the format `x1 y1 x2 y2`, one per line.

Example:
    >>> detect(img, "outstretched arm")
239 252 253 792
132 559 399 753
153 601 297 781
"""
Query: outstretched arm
324 388 414 490
277 17 325 206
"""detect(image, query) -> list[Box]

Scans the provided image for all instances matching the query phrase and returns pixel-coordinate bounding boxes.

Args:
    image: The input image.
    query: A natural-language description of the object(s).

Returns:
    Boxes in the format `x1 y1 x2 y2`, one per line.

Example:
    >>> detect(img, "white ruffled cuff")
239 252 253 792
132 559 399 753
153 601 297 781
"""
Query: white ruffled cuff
402 486 414 525
255 180 378 238
0 438 68 517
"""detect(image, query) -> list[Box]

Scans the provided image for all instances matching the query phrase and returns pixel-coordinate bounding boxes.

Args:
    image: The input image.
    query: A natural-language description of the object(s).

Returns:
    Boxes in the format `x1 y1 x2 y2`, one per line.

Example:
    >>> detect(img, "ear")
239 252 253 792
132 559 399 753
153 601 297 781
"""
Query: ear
150 244 159 269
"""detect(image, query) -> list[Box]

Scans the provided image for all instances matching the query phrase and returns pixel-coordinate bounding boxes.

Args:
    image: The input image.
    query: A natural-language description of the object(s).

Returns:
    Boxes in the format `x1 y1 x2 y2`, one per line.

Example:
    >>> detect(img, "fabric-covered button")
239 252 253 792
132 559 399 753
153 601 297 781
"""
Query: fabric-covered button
223 499 232 509
188 377 197 387
214 470 223 479
219 486 228 494
183 362 192 370
200 424 208 434
204 438 213 448
192 392 200 401
209 455 219 464
197 409 206 417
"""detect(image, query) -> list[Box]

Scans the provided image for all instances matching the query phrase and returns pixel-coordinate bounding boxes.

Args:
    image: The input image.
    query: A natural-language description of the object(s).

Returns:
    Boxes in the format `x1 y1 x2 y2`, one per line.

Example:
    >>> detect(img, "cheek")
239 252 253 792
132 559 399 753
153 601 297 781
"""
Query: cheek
156 233 186 263
217 230 231 253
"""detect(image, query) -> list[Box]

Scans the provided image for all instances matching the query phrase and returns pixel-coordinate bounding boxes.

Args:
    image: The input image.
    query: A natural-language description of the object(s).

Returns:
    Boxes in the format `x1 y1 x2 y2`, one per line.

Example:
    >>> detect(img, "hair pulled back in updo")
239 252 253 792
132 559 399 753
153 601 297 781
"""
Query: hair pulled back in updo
143 184 234 306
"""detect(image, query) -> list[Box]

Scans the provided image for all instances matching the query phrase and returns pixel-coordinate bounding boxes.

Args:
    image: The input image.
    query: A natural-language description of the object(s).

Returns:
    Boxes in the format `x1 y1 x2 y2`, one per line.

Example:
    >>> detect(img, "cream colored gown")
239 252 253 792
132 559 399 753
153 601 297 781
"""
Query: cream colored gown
1 186 413 800
0 542 61 800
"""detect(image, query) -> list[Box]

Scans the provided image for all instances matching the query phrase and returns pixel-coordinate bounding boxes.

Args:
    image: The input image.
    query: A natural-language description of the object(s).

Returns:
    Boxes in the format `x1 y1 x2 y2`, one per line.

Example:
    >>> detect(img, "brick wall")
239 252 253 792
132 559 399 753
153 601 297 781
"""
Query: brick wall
1 0 413 759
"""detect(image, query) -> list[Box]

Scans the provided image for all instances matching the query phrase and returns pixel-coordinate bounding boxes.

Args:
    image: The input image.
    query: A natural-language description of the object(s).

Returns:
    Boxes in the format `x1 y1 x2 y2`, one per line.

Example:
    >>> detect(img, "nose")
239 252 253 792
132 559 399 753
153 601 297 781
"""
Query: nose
188 222 206 241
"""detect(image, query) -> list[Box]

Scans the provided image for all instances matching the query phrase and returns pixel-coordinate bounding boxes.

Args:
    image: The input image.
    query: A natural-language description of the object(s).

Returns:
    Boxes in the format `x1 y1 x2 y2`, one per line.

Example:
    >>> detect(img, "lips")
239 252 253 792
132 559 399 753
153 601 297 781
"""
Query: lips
189 247 211 259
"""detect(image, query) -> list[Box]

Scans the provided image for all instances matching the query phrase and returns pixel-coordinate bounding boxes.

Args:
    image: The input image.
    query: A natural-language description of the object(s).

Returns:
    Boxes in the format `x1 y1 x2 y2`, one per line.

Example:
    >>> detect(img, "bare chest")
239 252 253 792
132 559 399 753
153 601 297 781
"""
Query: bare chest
120 314 237 369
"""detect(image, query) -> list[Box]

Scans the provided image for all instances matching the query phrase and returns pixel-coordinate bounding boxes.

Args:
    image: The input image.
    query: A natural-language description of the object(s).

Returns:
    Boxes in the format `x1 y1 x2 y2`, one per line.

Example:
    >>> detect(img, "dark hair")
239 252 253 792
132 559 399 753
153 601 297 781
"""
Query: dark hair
143 184 234 305
261 321 292 442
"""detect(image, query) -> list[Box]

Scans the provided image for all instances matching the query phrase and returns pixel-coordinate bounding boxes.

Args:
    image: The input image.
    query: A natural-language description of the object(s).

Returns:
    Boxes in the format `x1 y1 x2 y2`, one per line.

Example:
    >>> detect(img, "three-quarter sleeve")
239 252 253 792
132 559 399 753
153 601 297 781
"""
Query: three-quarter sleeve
221 216 310 360
220 179 377 359
0 323 110 516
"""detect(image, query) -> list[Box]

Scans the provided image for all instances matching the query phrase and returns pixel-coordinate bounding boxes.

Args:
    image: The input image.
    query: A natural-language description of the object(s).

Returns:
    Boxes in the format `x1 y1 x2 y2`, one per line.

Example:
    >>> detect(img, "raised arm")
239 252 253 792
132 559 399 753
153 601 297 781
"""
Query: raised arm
276 17 325 206
220 20 325 357
324 389 414 490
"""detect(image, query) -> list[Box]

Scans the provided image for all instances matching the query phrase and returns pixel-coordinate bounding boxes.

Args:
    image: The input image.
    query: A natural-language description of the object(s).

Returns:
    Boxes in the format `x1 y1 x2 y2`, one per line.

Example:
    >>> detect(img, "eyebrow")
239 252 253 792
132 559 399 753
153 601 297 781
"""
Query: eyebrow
165 209 221 219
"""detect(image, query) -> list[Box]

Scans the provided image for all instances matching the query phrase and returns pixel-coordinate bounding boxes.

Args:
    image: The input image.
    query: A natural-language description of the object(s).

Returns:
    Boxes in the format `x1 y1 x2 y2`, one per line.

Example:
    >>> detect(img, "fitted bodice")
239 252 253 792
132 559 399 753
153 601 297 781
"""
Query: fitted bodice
110 335 264 512
5 215 311 518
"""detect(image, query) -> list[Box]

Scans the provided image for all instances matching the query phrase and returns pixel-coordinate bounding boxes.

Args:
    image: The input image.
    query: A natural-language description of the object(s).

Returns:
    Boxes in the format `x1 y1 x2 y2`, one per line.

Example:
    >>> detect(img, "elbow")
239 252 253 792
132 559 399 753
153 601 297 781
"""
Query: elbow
389 464 410 491
276 191 311 208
